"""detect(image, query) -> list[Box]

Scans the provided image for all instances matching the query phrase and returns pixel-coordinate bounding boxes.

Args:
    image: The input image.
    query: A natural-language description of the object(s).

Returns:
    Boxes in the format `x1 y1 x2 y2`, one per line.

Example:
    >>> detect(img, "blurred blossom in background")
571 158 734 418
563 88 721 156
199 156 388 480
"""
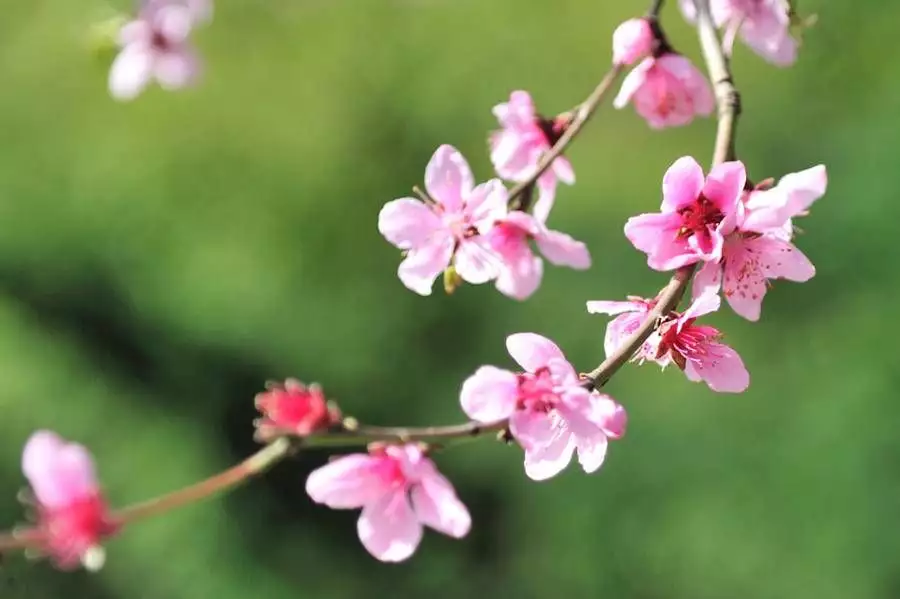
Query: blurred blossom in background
0 1 895 598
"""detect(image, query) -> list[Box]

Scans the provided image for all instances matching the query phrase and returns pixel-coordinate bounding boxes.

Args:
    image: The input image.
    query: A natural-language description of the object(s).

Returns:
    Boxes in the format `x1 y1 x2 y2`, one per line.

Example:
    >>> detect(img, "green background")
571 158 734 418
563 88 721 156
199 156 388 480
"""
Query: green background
0 1 893 597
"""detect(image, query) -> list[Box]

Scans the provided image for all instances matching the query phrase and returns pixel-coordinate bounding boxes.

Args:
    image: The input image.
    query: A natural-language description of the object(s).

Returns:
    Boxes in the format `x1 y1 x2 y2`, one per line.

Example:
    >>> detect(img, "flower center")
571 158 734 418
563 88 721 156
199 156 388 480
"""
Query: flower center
676 195 724 239
516 367 559 412
655 319 719 370
40 495 118 566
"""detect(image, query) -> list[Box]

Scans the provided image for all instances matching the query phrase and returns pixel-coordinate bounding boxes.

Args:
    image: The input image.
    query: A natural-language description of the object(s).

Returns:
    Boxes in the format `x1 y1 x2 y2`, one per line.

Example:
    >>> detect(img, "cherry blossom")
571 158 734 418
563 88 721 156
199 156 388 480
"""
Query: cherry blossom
586 296 655 357
109 0 212 101
460 333 626 481
254 379 340 439
485 211 590 300
612 18 655 66
378 145 508 295
624 156 746 270
489 91 575 222
639 293 749 392
306 444 470 562
22 431 118 570
693 165 826 320
679 0 798 66
613 52 714 129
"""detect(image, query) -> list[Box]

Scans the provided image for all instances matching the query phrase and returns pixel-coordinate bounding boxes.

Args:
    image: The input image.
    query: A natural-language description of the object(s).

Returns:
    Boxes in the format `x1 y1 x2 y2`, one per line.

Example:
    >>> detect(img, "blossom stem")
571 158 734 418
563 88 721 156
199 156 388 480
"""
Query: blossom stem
647 0 666 18
507 65 623 205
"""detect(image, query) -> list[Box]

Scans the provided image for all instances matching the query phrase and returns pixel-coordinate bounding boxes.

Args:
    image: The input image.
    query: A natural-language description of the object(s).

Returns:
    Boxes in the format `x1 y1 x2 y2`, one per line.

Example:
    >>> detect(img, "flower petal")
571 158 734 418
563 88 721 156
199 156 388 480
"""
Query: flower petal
357 490 423 562
467 179 509 230
109 45 153 101
685 342 750 393
703 161 746 218
454 238 500 285
410 467 471 538
495 252 544 300
459 366 519 422
425 145 474 212
534 229 591 269
661 156 705 212
306 454 391 509
22 431 97 509
397 234 454 295
506 333 566 372
378 198 442 250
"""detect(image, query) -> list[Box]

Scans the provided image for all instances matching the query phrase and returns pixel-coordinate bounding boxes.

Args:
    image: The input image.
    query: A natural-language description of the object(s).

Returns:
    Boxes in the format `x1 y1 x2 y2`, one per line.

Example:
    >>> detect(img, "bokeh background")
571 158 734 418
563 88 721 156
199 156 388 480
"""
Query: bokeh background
0 0 894 597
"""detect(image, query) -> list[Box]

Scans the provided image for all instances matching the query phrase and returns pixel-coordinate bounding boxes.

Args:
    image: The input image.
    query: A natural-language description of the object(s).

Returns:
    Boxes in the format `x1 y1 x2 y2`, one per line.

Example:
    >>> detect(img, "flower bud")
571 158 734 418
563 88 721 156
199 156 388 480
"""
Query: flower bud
612 18 654 66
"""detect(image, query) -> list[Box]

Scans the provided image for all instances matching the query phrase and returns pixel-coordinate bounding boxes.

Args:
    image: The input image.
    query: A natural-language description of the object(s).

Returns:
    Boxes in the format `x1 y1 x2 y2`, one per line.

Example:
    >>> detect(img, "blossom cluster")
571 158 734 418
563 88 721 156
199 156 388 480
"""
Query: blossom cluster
8 0 827 575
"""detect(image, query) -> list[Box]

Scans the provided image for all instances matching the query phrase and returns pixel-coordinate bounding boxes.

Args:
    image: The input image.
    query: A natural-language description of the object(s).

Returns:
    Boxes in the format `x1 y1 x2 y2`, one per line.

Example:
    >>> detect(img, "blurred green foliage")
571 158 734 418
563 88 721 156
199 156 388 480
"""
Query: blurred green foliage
0 0 896 597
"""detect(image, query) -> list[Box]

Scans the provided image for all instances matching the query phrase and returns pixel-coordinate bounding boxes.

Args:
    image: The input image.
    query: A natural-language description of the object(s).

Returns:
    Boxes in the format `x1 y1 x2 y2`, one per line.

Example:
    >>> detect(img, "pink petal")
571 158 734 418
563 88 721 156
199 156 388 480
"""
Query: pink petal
552 156 575 186
492 90 537 130
585 299 644 316
703 161 746 217
506 333 566 372
490 131 534 180
613 58 653 109
624 212 680 256
425 145 474 213
495 251 544 300
759 238 815 282
357 490 423 562
501 210 541 236
410 468 471 538
680 290 721 327
685 342 750 393
378 198 442 250
521 424 575 481
661 156 705 212
306 454 392 509
612 18 654 66
590 393 627 439
397 234 454 295
118 20 152 46
509 410 556 451
466 179 509 231
459 366 519 422
573 429 608 474
109 45 153 101
454 238 500 285
534 229 591 269
531 182 556 224
22 431 98 509
603 312 644 357
154 49 198 90
779 164 827 217
154 5 193 43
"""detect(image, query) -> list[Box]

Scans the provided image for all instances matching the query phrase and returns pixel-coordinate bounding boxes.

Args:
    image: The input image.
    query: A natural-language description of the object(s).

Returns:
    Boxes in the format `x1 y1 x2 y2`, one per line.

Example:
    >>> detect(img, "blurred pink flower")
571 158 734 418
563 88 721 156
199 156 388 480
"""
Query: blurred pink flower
306 444 470 562
624 156 746 270
109 0 211 101
640 293 750 392
490 91 575 222
613 53 714 129
586 296 656 357
485 211 590 300
379 145 508 295
22 431 118 570
254 379 340 438
460 333 626 481
679 0 797 66
693 165 826 320
612 18 655 66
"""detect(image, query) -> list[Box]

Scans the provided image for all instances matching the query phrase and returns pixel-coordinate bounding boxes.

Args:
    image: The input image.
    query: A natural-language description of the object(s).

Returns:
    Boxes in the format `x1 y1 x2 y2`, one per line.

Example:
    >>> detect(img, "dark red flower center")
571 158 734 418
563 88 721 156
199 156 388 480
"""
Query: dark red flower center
676 195 724 240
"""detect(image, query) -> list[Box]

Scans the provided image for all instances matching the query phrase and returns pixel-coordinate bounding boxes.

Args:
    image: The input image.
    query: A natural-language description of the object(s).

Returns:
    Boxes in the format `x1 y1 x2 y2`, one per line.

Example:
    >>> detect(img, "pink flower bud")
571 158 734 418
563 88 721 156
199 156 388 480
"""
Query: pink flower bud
612 18 654 66
254 379 339 438
22 431 118 570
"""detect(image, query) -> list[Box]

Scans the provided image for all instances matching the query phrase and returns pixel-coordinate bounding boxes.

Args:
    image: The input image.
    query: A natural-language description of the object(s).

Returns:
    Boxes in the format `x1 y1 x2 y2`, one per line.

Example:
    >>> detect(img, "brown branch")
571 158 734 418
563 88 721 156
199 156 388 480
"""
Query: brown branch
507 65 622 205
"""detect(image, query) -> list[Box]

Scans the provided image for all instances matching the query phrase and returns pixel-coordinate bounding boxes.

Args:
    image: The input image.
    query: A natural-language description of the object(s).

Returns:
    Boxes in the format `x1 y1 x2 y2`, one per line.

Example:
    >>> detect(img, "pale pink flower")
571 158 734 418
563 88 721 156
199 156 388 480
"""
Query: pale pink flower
624 156 746 270
485 211 590 300
460 333 626 481
693 165 826 320
306 444 470 562
378 145 508 295
490 91 575 222
640 293 749 393
679 0 797 66
109 0 210 101
22 431 118 570
612 18 655 66
613 53 714 129
586 296 655 357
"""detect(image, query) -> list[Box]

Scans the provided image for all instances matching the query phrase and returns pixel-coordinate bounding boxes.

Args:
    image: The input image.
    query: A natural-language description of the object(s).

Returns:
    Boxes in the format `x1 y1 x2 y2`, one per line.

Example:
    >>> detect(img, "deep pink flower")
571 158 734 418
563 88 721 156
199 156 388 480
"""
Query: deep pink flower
490 91 575 222
379 145 508 295
485 211 590 300
460 333 626 481
624 156 746 270
640 293 749 393
109 0 211 101
254 379 340 439
679 0 797 66
306 444 470 562
613 53 714 129
693 165 826 320
586 296 655 357
22 431 118 570
612 18 655 66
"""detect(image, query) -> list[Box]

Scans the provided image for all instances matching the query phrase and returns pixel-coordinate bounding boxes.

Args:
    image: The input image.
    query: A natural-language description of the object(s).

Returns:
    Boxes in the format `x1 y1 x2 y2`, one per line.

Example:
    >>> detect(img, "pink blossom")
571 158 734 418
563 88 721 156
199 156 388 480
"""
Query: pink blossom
586 296 655 357
679 0 797 66
484 211 590 300
109 0 210 101
254 379 340 439
306 444 470 562
378 145 508 295
460 333 626 481
625 156 746 270
22 431 118 570
693 165 826 320
613 53 714 129
490 91 575 222
640 293 750 393
612 18 655 66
